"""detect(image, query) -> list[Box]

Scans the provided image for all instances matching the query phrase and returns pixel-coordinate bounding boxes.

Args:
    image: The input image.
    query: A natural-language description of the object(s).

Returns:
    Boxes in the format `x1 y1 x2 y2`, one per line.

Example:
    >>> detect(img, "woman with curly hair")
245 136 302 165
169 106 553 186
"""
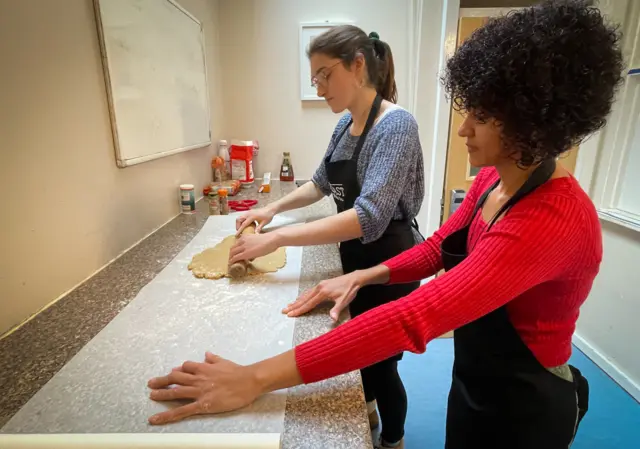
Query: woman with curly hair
146 1 624 447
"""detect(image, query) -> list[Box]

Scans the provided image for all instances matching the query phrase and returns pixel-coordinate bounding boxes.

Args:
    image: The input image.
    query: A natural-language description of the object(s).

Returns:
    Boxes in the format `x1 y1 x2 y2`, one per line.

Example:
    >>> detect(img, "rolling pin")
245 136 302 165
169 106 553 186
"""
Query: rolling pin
228 223 256 278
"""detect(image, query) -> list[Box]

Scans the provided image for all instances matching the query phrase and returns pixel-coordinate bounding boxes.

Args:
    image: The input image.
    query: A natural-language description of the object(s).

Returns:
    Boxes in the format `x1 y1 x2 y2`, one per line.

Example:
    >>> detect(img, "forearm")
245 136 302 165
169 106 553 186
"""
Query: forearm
272 209 363 247
381 191 481 283
268 182 324 214
250 350 303 394
354 264 391 287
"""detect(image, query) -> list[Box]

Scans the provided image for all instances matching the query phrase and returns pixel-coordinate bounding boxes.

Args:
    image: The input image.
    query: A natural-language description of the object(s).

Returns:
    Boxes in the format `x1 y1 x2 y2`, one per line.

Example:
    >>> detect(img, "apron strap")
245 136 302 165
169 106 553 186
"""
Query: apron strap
470 180 499 222
466 158 557 232
328 94 383 163
486 158 556 230
352 94 383 161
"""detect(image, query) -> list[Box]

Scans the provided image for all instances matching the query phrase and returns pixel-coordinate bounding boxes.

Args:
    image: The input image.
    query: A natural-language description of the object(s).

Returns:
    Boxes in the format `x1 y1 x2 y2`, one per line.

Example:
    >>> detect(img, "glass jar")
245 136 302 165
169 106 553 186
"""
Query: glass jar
208 191 220 215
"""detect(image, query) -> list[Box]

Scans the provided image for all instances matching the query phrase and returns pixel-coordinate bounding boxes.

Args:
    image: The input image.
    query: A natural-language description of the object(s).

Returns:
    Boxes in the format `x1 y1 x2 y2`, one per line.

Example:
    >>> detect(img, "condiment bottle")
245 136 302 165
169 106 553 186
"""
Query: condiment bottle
218 140 230 181
208 190 220 215
212 156 224 182
218 189 230 215
280 152 294 182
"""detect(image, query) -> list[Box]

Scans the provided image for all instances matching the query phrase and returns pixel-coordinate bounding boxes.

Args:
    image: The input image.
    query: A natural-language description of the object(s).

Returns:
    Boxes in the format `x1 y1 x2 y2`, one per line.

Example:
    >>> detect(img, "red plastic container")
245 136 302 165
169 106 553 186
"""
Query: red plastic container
230 140 255 185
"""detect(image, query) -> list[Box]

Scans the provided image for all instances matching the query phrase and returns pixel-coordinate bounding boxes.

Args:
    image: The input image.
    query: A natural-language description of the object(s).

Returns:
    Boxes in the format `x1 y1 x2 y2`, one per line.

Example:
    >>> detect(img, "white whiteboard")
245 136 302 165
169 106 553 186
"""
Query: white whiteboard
94 0 211 167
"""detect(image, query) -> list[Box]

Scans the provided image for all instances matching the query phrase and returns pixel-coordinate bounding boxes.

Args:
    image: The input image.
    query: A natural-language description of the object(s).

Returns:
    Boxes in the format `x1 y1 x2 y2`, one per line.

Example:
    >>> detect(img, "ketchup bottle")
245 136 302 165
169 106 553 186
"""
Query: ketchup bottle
280 152 294 182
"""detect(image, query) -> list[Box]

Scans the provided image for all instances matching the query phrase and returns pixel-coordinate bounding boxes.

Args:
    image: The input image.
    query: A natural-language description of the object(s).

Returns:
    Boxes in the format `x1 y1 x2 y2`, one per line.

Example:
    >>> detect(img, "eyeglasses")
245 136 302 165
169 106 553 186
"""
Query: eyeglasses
310 61 342 88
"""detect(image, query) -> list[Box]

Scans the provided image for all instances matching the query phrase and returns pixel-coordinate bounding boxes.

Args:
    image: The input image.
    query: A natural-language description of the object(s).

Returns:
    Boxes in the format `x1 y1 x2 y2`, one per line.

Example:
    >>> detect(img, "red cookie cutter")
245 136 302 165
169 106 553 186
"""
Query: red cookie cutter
228 199 258 211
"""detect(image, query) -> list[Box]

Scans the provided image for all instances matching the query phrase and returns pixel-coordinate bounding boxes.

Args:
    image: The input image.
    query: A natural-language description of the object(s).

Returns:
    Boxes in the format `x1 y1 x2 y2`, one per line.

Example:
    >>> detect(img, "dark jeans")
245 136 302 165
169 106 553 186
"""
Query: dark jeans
361 357 407 443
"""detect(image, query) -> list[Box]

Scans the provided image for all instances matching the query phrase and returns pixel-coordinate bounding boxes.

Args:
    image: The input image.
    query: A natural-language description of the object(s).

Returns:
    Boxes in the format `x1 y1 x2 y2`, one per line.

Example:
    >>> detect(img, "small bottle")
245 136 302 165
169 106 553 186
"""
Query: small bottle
218 140 230 181
280 152 294 182
218 189 230 215
212 156 224 182
208 190 220 215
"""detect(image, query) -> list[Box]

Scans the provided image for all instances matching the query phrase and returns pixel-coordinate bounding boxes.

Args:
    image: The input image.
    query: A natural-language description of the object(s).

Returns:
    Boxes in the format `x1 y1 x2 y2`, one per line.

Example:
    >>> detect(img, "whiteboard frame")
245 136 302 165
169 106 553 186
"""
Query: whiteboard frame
299 21 352 101
93 0 212 168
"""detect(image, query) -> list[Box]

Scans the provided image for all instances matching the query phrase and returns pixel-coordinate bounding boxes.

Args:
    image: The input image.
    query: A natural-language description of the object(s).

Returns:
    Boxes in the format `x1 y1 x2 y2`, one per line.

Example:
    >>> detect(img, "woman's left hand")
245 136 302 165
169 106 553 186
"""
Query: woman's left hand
282 271 363 321
229 232 279 265
147 352 262 425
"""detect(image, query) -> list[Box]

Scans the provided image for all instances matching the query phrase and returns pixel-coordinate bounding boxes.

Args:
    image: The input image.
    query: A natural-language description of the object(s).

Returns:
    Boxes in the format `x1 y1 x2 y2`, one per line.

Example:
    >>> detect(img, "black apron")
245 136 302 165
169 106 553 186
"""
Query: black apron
441 159 589 449
326 94 420 362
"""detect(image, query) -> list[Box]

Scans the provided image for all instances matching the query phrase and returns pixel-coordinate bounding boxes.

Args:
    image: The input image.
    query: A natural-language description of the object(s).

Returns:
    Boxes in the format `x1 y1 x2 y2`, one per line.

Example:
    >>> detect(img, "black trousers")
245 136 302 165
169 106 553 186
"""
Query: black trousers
361 357 407 443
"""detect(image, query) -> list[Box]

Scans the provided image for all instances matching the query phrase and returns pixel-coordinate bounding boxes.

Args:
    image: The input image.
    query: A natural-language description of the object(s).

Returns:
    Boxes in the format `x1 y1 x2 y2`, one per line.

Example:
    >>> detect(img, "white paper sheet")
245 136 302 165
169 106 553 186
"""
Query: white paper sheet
1 216 301 441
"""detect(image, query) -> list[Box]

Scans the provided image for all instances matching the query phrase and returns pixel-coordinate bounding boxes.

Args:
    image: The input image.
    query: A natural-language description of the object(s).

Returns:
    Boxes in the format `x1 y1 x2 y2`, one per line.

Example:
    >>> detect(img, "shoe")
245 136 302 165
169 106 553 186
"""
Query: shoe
368 409 380 430
374 436 404 449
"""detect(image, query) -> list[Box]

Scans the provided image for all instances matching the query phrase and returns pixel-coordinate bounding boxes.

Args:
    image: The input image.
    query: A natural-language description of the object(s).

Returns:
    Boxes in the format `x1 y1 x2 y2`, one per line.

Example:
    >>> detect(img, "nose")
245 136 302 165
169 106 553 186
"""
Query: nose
316 84 326 98
458 113 474 138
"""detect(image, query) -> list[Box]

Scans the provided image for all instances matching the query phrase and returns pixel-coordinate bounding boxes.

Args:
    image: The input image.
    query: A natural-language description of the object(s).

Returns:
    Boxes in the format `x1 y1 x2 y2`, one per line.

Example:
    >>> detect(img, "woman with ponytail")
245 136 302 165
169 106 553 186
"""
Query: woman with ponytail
223 25 424 448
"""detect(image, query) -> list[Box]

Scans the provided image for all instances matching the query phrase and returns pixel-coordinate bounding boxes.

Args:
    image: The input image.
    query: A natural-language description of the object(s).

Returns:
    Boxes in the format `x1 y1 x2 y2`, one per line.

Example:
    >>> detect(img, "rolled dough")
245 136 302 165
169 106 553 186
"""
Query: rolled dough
188 235 286 279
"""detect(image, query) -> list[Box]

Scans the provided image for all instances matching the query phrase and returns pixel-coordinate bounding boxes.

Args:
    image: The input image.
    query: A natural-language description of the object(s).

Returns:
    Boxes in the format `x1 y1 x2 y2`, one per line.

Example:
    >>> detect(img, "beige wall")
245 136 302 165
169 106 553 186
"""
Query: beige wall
218 0 414 179
576 223 640 397
0 0 223 334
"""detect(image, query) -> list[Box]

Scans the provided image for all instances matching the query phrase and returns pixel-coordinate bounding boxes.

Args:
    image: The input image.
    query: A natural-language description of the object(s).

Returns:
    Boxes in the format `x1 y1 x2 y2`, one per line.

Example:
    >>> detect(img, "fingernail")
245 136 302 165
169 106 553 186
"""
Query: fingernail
149 416 159 424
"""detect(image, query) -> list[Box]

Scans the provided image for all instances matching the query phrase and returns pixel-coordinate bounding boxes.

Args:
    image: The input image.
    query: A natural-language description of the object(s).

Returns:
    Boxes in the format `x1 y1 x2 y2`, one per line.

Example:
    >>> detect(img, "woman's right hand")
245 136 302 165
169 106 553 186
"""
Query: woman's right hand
283 271 363 322
147 352 263 425
236 207 276 235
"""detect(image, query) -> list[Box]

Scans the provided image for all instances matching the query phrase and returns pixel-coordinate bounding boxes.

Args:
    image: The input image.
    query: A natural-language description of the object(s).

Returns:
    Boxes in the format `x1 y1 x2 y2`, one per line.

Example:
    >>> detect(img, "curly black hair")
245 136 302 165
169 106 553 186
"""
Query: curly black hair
443 0 625 167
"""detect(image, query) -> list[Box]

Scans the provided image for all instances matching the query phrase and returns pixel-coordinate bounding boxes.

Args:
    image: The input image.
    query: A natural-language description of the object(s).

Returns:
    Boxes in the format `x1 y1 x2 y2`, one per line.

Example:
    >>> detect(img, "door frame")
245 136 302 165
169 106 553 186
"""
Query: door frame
419 0 460 238
422 4 606 237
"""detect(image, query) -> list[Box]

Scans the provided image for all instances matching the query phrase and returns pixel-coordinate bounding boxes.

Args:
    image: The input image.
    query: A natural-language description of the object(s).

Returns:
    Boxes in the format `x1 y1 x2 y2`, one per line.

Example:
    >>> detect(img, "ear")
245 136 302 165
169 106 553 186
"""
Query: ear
352 53 365 74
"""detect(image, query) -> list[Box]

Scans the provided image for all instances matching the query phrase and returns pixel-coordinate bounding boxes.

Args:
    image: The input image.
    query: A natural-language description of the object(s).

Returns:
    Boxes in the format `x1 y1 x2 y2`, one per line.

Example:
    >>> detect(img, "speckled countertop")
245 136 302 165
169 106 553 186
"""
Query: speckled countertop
0 181 371 448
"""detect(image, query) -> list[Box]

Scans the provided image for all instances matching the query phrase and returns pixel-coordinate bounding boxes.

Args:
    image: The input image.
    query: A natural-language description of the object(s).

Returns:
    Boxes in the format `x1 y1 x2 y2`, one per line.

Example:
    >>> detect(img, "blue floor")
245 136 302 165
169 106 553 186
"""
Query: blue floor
398 339 640 448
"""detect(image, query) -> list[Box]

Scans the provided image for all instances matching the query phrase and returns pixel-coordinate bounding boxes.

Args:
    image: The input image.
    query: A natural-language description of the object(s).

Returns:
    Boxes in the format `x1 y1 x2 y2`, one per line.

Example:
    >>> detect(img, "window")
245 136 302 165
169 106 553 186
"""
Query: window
590 0 640 231
617 105 640 216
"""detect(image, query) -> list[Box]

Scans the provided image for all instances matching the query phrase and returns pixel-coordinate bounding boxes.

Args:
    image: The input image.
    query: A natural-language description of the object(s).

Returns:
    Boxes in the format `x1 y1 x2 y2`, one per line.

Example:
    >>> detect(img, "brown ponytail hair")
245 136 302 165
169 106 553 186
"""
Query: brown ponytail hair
307 25 398 103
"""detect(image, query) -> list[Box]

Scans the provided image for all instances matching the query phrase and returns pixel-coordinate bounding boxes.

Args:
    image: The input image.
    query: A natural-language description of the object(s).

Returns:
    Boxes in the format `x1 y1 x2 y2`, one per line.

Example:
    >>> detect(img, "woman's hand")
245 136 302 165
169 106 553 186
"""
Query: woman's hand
147 352 262 425
236 207 277 235
229 232 280 265
283 271 363 321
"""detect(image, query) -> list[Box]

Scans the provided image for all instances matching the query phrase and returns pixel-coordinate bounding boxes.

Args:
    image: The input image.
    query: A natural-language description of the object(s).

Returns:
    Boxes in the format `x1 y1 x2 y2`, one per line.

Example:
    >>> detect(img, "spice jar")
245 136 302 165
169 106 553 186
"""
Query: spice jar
208 190 220 215
179 184 196 214
218 189 230 215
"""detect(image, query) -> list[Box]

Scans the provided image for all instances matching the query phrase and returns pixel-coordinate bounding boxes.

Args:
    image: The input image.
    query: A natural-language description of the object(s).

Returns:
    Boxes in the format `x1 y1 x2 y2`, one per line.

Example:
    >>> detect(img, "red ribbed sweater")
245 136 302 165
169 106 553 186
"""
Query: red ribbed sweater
295 168 602 384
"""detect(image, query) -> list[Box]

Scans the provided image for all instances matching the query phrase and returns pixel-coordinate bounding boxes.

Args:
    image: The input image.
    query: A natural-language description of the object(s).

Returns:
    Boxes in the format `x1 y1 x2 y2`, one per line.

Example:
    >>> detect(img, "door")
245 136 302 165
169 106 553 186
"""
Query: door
441 15 579 224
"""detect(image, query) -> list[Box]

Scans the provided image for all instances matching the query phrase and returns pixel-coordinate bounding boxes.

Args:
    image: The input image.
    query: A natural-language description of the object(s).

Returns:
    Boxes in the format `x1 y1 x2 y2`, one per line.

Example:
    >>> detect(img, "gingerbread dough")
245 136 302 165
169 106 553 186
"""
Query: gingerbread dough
188 235 286 279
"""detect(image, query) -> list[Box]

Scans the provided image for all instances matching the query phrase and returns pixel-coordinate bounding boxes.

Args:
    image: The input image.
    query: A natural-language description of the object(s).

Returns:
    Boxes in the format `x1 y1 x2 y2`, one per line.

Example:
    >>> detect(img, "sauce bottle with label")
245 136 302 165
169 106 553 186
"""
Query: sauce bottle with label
280 152 294 182
218 189 230 215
